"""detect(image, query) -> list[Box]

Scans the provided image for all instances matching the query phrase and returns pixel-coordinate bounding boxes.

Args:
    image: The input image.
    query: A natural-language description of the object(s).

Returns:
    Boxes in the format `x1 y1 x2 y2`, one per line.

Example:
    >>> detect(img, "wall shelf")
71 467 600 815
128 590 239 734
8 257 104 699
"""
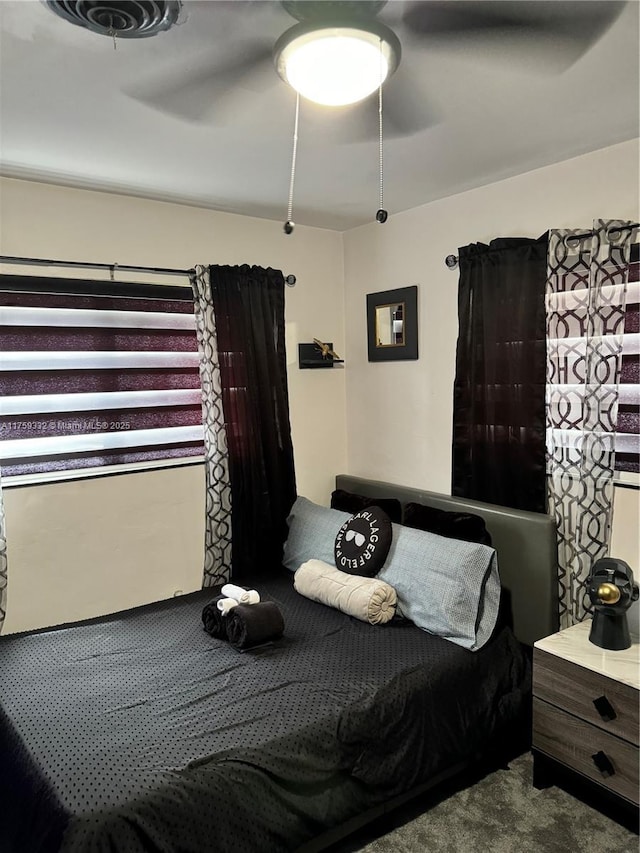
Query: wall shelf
298 343 343 369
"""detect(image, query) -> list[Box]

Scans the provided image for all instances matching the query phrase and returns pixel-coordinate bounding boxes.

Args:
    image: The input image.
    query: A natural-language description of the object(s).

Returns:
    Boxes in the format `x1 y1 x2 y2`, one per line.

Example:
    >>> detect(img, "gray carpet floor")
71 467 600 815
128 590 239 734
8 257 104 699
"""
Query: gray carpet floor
339 753 638 853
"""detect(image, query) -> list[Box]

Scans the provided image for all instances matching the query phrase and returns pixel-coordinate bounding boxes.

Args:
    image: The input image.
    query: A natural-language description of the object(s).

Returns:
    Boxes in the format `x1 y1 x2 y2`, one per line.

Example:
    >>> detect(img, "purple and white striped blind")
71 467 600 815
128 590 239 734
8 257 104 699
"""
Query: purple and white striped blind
616 242 639 474
0 275 205 477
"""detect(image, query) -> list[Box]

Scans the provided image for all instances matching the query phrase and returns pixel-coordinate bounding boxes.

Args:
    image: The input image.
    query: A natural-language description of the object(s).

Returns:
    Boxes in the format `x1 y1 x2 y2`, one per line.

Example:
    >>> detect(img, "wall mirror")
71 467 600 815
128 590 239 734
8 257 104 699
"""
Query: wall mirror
367 285 418 361
375 302 405 347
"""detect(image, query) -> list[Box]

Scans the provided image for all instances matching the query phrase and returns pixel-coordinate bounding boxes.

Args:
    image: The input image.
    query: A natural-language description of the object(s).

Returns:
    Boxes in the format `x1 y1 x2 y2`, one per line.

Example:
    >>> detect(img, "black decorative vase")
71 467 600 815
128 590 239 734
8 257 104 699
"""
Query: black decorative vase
586 558 639 651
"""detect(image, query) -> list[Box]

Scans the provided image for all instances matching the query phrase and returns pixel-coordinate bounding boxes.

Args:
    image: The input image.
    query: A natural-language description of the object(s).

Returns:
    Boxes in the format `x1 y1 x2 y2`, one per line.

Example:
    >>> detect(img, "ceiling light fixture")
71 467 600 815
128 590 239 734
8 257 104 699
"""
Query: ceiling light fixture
274 22 401 107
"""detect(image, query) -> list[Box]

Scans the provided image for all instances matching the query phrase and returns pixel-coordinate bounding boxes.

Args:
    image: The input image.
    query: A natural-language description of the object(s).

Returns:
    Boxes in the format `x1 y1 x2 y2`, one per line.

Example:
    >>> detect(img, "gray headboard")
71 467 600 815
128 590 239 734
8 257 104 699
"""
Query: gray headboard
336 475 559 647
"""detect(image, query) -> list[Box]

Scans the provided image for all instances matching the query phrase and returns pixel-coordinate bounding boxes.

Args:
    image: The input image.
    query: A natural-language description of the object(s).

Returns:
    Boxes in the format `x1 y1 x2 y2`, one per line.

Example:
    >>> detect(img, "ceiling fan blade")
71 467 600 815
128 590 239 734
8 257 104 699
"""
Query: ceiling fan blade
127 41 275 124
301 100 381 145
402 1 626 71
301 71 438 146
281 1 389 23
381 65 441 138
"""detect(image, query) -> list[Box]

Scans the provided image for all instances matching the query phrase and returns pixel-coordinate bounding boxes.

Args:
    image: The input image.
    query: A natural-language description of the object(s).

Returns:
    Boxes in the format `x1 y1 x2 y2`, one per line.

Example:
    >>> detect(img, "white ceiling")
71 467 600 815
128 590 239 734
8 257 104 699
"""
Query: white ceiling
0 0 638 231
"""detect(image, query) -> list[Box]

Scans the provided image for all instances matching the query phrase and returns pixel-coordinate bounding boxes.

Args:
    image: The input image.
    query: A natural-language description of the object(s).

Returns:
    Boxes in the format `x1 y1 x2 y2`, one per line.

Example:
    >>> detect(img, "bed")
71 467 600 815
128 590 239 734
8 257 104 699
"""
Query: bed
0 475 559 853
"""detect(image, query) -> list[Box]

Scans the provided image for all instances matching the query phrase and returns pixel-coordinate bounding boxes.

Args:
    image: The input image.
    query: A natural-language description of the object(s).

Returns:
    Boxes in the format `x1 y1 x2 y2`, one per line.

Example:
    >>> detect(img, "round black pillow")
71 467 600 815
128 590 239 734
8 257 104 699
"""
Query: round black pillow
334 506 392 577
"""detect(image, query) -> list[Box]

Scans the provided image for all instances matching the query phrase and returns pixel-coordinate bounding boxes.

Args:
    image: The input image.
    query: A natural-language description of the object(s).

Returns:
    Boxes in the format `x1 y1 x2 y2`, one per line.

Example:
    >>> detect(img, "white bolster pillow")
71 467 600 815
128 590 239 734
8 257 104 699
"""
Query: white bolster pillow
294 559 397 625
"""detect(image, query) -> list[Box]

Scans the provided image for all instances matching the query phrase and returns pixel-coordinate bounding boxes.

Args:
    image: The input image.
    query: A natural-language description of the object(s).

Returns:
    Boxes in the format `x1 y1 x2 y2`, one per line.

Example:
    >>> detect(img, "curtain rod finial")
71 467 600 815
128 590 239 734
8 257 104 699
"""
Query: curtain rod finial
445 254 458 269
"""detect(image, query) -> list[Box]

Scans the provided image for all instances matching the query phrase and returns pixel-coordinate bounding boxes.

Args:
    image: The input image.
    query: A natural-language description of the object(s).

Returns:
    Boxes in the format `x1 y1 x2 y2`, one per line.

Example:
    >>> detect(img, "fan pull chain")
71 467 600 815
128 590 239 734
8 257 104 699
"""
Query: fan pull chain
284 92 300 235
376 53 388 224
108 14 118 50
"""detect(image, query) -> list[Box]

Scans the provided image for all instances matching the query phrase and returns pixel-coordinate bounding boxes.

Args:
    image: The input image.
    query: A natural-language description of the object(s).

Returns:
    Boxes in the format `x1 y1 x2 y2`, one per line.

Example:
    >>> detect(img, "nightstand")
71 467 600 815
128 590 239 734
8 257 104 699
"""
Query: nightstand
532 620 639 814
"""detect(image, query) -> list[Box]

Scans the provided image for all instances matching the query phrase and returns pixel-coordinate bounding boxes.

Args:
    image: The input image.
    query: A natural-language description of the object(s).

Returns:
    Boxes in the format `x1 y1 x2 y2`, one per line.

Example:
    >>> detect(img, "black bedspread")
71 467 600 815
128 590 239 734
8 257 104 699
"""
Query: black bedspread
0 572 529 853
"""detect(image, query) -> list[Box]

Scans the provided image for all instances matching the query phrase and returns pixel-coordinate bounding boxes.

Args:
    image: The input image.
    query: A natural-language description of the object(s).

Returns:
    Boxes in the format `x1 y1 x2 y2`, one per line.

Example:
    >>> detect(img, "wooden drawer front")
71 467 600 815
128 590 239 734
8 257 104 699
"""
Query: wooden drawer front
533 699 639 805
533 649 639 746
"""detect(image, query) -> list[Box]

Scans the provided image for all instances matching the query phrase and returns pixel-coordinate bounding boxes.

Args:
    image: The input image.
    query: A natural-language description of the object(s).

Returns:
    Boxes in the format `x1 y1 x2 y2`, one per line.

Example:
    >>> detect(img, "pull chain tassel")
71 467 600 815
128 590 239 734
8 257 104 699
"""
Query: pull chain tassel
376 51 388 224
284 92 300 235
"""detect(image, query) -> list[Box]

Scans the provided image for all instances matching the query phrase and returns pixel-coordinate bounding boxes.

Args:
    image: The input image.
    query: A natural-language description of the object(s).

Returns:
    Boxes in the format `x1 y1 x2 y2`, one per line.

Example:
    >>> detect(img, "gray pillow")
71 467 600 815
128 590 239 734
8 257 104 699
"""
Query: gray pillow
283 496 350 572
378 523 500 651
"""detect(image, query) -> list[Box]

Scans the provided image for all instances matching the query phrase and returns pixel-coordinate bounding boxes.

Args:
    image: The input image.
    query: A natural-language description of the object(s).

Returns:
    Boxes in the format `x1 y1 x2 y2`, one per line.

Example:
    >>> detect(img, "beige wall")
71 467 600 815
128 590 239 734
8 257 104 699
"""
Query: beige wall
342 139 640 635
610 487 640 638
0 177 347 633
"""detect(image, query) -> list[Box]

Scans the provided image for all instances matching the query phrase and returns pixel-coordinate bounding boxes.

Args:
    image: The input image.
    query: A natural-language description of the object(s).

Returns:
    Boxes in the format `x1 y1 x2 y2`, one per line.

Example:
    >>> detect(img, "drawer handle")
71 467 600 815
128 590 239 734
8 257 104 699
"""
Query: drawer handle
592 695 617 722
591 751 615 777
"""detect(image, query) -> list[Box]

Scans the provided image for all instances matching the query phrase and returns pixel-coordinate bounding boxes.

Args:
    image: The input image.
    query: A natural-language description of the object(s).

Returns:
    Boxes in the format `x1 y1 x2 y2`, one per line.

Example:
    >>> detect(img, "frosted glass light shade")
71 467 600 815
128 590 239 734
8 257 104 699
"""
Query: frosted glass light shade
275 24 400 107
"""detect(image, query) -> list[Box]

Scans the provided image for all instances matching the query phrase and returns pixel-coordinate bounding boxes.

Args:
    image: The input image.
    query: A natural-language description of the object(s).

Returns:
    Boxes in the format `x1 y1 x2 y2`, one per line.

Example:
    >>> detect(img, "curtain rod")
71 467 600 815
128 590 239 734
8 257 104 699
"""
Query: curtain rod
0 256 297 286
444 222 640 270
0 255 196 278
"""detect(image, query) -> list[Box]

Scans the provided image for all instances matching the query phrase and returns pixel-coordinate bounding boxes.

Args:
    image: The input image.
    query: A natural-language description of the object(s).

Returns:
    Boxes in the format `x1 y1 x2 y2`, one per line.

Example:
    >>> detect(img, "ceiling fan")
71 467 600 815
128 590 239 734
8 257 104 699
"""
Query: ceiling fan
45 0 626 140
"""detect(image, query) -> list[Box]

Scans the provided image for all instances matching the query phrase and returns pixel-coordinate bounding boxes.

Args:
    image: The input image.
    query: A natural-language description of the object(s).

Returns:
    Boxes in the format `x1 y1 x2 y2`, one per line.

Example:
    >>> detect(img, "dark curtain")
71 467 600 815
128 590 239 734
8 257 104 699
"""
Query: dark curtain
209 264 297 580
452 235 548 512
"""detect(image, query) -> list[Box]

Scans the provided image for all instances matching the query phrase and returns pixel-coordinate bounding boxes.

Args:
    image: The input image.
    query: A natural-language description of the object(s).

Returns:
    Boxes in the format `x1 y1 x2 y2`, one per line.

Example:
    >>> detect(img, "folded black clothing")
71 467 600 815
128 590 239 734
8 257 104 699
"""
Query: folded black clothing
202 595 228 639
226 602 285 650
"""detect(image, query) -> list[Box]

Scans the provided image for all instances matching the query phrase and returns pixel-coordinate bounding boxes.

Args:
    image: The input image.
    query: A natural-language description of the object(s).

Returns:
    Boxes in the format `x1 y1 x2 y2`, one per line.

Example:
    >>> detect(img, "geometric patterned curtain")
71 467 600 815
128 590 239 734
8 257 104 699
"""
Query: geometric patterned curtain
546 219 638 628
190 265 233 587
0 469 6 632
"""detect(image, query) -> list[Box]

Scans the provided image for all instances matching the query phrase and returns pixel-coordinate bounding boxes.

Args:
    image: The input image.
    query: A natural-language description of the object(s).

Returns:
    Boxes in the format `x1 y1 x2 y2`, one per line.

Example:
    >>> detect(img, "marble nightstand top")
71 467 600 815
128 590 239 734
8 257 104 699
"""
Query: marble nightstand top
535 620 640 691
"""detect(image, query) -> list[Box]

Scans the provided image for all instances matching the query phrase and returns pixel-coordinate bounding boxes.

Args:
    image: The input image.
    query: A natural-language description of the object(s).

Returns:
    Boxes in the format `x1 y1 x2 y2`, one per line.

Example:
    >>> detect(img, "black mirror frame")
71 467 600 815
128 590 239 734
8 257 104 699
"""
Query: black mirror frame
367 285 418 362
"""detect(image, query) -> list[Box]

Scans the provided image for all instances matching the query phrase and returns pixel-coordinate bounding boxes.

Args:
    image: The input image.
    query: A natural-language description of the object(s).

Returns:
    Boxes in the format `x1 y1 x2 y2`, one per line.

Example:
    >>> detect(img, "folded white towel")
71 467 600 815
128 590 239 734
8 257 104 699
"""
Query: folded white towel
217 597 239 616
294 560 397 625
221 584 260 605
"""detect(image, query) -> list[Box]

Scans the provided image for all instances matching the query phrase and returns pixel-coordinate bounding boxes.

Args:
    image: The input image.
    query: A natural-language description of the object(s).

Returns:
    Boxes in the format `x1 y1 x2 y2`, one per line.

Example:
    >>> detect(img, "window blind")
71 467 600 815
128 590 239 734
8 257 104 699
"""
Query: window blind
0 274 204 478
616 242 639 474
545 241 639 479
